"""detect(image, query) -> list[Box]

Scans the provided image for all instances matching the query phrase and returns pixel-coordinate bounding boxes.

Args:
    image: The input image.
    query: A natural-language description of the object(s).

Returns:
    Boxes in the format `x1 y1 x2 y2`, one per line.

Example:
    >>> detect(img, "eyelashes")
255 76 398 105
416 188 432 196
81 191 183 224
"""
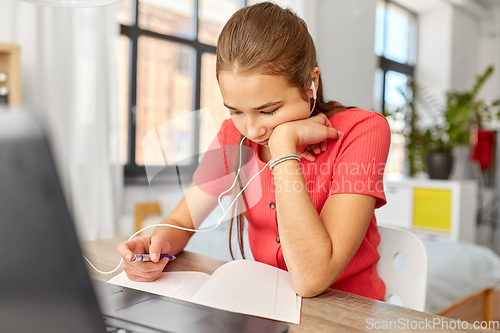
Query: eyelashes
230 109 278 116
262 109 278 115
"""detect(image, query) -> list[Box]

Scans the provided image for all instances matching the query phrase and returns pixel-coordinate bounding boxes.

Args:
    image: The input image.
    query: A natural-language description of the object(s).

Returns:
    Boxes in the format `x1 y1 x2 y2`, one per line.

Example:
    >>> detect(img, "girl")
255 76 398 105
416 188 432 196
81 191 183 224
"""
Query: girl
117 2 390 300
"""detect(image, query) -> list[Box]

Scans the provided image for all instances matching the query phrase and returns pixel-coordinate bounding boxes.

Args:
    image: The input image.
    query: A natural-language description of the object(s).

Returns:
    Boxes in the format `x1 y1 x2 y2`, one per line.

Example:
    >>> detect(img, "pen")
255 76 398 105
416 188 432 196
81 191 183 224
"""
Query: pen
132 254 176 262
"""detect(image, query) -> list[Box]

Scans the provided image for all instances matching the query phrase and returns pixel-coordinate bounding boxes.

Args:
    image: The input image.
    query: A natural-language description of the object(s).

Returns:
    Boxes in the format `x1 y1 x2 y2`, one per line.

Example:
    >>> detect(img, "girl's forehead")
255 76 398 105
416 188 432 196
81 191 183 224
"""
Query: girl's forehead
219 72 288 85
218 73 301 109
218 73 296 97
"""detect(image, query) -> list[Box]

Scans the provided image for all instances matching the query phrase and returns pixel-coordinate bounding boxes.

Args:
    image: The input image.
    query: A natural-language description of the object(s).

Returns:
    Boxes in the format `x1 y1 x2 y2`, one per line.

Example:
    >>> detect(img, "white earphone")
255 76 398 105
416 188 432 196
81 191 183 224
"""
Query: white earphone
311 81 316 100
310 81 317 114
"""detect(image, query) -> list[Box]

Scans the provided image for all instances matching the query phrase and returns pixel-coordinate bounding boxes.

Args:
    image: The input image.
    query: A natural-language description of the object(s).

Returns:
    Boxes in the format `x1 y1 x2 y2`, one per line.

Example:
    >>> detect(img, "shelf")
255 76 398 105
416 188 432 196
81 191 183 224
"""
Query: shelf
0 43 21 107
375 179 478 242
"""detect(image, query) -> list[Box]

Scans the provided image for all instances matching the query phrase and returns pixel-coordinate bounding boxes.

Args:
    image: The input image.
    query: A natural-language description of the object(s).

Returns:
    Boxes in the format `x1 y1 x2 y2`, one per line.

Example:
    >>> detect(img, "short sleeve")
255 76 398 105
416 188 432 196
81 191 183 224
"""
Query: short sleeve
328 111 391 208
192 119 250 198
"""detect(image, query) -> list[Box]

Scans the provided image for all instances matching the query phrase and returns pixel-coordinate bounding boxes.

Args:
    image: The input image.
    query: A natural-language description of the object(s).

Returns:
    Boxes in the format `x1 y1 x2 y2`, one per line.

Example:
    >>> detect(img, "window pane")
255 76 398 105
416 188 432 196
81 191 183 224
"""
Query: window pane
198 0 239 46
384 70 407 114
385 133 406 176
373 68 384 113
117 0 134 26
200 52 229 155
384 70 409 177
136 37 194 166
118 35 130 165
408 16 418 66
375 1 385 57
139 0 194 38
385 4 410 64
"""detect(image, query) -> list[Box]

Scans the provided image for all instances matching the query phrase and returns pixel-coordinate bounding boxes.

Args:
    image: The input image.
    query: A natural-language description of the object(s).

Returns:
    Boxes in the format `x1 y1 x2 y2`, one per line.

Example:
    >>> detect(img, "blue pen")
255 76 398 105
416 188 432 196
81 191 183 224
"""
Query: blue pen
132 254 176 262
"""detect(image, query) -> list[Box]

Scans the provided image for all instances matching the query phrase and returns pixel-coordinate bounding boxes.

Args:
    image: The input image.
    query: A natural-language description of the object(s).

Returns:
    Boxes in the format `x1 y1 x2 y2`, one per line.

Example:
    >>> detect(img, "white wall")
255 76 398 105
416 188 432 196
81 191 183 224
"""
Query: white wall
316 0 377 110
247 0 318 42
451 6 480 91
415 0 500 105
477 6 500 102
416 3 453 107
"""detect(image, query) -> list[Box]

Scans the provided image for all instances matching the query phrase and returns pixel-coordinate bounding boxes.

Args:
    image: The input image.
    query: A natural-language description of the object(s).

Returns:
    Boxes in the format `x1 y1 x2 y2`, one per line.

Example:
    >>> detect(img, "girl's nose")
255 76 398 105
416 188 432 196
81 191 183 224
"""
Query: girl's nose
247 120 266 141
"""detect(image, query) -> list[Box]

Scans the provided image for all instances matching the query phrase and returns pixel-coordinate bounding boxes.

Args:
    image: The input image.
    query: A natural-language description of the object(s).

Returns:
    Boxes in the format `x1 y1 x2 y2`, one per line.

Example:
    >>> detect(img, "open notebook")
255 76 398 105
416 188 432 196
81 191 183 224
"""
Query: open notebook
108 260 302 324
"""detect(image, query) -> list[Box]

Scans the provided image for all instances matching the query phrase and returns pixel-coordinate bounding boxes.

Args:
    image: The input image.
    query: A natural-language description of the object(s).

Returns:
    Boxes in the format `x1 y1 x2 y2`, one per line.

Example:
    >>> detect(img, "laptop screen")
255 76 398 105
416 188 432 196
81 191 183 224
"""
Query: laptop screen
0 110 105 332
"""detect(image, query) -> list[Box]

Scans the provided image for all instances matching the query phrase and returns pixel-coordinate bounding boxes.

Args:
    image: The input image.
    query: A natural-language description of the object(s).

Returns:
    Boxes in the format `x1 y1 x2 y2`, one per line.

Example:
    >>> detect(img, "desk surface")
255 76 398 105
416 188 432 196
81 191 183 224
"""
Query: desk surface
82 238 497 333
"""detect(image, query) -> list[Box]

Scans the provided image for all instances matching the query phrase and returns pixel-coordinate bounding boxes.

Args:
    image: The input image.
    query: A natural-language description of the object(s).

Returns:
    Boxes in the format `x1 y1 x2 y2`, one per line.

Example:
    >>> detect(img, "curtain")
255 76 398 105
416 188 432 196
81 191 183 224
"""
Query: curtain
0 0 123 241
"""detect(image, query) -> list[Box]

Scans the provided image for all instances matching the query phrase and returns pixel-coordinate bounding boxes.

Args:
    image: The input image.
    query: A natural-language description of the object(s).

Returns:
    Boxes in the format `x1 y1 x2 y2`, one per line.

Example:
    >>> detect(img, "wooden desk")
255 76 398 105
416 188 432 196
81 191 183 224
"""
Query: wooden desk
82 238 498 333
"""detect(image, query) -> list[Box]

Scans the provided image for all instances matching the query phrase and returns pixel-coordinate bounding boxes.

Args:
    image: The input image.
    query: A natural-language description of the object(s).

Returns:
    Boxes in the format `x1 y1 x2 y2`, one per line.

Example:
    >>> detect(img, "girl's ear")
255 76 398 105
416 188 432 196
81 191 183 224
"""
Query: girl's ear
311 67 320 98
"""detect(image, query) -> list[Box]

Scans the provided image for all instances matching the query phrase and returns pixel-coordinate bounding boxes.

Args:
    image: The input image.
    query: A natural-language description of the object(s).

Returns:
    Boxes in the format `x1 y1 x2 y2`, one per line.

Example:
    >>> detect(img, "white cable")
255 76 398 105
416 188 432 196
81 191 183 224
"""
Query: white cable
84 137 272 275
309 97 317 115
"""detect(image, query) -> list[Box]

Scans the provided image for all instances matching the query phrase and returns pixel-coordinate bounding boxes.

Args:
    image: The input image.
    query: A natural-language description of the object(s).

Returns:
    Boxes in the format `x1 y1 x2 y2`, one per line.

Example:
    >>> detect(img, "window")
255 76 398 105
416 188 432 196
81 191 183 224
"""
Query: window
118 0 245 184
374 0 417 176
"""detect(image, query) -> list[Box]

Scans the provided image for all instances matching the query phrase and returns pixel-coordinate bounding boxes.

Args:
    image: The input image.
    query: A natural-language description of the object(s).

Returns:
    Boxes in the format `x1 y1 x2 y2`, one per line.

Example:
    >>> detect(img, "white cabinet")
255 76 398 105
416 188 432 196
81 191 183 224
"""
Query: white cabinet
375 179 478 243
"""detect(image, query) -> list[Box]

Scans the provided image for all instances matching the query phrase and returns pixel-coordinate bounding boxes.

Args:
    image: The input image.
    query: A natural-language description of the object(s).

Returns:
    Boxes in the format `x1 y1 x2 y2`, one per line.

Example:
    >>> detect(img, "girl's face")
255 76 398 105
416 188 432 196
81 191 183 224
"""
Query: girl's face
218 72 311 146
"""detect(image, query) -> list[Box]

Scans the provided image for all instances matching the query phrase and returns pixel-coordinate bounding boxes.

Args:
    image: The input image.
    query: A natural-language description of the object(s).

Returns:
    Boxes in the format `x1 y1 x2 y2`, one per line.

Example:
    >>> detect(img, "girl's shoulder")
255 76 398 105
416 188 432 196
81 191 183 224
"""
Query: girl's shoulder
327 108 389 133
217 118 243 145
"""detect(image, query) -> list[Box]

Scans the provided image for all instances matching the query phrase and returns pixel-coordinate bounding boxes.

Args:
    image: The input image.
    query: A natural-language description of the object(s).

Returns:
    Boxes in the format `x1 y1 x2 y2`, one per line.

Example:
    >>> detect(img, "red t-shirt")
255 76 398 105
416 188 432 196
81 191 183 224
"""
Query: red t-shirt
193 108 390 301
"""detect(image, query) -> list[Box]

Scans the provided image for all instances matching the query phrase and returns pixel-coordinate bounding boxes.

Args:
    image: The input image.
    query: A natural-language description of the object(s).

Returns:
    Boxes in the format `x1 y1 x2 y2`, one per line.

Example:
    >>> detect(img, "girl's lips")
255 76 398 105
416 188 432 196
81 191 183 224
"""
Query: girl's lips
257 139 269 145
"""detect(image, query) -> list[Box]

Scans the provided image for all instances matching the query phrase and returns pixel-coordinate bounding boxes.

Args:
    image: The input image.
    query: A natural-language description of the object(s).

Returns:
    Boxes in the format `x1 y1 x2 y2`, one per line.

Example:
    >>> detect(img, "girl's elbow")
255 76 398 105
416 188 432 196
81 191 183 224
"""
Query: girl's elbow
292 276 332 298
295 286 324 298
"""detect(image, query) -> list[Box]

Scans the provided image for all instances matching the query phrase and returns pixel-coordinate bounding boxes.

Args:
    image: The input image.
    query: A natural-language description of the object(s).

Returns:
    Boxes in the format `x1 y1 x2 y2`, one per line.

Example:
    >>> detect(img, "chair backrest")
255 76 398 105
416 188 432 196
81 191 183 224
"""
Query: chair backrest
377 225 429 311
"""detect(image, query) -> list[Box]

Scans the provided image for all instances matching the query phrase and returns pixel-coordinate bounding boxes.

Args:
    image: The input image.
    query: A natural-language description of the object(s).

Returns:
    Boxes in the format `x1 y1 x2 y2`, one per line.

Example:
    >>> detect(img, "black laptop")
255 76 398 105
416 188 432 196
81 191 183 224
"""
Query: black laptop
0 110 288 333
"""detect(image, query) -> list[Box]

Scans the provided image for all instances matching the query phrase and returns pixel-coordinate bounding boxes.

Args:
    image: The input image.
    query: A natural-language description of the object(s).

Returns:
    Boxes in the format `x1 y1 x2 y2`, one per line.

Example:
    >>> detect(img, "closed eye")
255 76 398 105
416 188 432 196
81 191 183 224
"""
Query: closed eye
262 108 278 115
229 108 278 116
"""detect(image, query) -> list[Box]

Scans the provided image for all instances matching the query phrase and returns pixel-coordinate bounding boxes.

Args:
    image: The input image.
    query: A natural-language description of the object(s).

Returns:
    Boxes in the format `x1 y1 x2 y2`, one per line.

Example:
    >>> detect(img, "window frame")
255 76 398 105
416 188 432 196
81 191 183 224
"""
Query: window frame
376 0 417 115
121 0 246 185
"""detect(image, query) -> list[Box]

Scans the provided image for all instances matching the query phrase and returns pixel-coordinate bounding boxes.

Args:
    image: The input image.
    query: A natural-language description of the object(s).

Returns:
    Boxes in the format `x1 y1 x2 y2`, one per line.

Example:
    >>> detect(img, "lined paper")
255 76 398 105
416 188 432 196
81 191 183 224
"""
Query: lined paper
190 260 301 324
108 260 302 324
108 271 210 301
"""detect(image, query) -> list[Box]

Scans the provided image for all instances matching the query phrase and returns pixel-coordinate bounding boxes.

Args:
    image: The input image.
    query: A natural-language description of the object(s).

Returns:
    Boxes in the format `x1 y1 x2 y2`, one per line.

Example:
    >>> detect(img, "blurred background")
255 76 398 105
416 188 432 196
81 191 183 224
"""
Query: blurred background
1 0 500 322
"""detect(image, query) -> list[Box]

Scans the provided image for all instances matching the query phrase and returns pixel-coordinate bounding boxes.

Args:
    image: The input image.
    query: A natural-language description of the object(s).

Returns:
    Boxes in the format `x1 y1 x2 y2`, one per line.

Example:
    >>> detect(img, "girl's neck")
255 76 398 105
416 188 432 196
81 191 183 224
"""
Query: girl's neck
258 144 272 163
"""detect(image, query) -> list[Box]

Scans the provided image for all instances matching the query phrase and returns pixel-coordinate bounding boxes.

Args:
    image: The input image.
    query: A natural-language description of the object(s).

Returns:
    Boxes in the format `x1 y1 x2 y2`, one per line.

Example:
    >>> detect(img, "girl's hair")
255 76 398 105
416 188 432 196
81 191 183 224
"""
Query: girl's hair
216 2 351 260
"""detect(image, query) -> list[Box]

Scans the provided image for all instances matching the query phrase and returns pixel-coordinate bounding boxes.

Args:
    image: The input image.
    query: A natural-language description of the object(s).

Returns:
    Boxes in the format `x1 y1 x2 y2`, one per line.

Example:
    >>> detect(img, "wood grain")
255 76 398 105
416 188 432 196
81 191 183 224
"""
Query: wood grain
83 238 499 332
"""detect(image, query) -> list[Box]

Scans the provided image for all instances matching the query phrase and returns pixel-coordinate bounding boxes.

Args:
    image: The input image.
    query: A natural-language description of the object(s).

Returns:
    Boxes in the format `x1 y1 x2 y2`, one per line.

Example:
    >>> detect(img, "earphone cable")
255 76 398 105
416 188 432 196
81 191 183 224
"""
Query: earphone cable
83 136 271 275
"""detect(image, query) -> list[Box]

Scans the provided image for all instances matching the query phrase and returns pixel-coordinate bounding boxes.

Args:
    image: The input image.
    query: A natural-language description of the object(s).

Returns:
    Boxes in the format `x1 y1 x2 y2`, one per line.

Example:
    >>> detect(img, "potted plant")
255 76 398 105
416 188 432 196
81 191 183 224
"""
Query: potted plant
386 65 500 179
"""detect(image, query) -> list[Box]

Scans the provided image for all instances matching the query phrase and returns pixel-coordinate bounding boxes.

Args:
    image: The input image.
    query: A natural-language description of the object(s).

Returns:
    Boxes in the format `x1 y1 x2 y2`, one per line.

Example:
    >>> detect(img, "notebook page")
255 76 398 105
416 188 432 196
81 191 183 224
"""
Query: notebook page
189 260 301 324
108 271 210 301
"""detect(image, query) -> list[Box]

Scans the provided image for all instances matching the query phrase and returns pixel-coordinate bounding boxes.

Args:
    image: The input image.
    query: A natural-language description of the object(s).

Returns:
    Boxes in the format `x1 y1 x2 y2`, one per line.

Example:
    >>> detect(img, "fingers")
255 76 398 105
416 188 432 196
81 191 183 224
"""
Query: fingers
329 127 342 140
117 238 147 263
299 150 317 162
310 143 321 155
117 236 171 282
123 257 169 282
310 113 341 139
320 139 328 152
313 112 332 127
149 236 172 263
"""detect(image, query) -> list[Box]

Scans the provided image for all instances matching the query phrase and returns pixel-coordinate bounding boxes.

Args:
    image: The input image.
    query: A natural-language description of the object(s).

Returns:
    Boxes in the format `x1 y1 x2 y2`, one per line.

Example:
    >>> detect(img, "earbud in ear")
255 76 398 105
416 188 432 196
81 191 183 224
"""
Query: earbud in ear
310 81 317 100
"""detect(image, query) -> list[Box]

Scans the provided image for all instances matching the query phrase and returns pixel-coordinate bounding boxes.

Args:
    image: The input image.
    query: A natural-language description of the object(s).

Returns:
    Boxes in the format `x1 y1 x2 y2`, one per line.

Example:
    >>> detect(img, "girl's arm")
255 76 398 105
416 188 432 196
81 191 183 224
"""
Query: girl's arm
117 185 221 282
268 112 389 297
151 185 222 255
272 155 375 297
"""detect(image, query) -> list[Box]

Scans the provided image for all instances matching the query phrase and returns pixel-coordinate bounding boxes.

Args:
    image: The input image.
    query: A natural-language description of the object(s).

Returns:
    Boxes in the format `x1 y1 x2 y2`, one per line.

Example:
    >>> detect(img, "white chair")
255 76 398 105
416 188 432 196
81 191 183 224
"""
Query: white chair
377 225 429 311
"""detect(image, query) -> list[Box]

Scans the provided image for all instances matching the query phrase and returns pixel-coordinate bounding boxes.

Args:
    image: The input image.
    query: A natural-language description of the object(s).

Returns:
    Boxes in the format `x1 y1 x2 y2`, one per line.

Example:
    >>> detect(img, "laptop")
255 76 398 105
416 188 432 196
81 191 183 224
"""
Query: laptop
0 109 288 333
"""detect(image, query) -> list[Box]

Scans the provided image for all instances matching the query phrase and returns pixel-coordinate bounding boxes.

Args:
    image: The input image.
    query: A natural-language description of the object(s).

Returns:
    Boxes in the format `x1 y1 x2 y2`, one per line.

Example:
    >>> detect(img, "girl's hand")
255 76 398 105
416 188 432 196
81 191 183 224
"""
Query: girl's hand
269 113 341 162
117 236 172 282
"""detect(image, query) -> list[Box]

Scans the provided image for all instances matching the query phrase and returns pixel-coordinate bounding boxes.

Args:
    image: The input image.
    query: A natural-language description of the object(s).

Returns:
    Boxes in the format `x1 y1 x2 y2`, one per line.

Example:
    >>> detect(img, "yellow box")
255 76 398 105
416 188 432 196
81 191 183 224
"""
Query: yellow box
413 188 452 232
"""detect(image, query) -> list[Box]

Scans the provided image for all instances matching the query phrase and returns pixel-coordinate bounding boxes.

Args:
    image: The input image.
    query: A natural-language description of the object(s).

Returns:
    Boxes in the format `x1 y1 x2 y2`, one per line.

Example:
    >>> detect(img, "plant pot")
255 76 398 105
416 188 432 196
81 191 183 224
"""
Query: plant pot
426 153 453 180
